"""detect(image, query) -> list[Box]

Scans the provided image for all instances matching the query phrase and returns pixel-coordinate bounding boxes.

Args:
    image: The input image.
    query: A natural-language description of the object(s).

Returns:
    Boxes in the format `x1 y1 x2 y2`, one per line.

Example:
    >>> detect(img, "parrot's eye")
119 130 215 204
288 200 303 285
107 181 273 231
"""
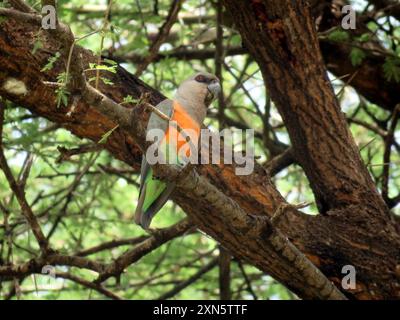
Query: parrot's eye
195 75 207 83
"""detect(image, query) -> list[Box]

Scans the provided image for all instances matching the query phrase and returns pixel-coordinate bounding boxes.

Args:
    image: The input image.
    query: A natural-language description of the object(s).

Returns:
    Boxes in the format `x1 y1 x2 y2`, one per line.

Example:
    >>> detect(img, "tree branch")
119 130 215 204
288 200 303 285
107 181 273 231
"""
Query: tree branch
157 257 218 300
0 106 50 254
56 272 123 300
134 0 183 76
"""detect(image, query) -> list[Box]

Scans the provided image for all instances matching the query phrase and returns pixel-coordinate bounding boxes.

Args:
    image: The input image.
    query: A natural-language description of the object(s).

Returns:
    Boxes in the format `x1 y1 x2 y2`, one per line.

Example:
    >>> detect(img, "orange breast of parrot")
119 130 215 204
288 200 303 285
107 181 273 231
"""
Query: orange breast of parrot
163 101 200 158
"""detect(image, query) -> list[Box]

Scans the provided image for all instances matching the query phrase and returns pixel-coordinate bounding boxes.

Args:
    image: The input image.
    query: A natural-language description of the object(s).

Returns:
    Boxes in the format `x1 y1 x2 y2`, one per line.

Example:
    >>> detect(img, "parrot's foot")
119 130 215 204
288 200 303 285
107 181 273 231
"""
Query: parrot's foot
177 161 191 173
169 162 187 172
152 162 190 181
270 202 310 226
178 162 187 169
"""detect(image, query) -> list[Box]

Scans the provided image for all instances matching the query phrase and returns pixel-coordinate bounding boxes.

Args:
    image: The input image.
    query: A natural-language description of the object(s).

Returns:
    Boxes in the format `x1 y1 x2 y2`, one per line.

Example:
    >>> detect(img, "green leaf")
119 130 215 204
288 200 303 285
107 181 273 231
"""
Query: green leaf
97 64 117 73
87 63 117 74
56 72 69 84
31 39 43 55
98 125 119 144
122 95 137 105
100 77 114 85
349 47 366 66
41 52 61 72
327 30 349 42
87 77 113 85
55 87 70 108
383 57 400 83
103 58 118 66
358 33 371 43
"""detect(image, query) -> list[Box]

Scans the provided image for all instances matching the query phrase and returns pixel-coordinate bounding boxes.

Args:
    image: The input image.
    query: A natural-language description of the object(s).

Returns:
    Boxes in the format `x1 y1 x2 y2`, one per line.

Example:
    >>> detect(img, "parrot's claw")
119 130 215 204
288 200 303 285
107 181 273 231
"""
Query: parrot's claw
178 163 186 169
170 161 193 182
170 163 185 170
175 157 191 172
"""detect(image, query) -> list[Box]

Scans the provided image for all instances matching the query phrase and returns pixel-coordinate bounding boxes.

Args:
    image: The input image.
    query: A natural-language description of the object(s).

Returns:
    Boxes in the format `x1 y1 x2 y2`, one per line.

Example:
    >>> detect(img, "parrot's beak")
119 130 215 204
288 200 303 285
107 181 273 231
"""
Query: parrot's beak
207 81 221 100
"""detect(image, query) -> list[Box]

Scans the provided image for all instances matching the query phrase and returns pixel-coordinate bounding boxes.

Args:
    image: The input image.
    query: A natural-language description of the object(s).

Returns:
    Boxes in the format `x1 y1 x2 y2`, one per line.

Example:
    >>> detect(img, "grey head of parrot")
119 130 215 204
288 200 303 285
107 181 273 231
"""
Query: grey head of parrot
174 72 221 124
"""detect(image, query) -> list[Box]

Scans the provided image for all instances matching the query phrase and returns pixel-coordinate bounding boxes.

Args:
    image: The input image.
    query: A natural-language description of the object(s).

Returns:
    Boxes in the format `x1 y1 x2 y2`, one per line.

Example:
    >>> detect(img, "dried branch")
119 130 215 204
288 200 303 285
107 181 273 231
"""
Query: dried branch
0 7 43 24
8 0 36 13
158 257 218 300
75 235 150 257
237 261 258 300
218 247 231 300
0 108 50 254
135 0 183 77
382 104 400 203
215 0 225 128
0 254 105 278
46 151 100 240
114 46 246 64
264 148 296 177
96 218 193 283
56 272 122 300
56 144 102 164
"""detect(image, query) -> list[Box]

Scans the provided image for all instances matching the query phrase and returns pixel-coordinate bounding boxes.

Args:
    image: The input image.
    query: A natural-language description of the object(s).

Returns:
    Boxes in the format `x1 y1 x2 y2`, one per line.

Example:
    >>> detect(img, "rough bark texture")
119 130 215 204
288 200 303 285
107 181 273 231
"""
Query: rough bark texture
222 0 400 299
1 1 400 299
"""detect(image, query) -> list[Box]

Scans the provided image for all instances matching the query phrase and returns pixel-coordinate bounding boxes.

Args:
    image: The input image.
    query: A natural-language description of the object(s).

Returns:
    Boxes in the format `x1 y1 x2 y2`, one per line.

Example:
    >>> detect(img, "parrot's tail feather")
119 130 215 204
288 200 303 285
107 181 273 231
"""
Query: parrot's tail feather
134 182 176 229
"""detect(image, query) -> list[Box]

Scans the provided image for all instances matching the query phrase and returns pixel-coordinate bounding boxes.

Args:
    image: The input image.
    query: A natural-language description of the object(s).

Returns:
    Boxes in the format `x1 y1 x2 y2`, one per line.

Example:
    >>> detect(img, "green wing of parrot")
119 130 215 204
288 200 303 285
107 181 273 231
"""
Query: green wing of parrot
135 99 177 229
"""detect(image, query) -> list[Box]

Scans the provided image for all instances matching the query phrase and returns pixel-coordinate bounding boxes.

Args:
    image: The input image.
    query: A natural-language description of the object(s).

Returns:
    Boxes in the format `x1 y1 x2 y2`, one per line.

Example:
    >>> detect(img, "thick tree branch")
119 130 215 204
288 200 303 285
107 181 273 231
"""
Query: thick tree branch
8 0 36 13
222 0 400 299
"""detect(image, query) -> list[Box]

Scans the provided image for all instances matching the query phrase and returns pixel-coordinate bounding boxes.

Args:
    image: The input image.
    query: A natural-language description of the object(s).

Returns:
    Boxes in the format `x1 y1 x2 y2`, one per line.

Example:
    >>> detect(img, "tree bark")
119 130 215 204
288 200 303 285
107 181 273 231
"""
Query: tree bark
222 0 400 299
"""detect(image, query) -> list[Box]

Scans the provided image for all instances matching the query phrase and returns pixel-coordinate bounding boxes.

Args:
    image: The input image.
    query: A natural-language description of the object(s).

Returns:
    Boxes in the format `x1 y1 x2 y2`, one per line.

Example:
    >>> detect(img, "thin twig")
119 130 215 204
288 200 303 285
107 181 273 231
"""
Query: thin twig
56 272 122 300
95 0 113 89
135 0 183 76
157 257 218 300
0 104 51 254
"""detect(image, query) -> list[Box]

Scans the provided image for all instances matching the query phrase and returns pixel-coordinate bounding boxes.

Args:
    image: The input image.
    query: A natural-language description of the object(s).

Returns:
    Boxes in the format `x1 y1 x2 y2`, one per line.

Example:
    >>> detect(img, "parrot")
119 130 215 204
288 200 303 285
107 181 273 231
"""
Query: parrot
134 72 221 229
